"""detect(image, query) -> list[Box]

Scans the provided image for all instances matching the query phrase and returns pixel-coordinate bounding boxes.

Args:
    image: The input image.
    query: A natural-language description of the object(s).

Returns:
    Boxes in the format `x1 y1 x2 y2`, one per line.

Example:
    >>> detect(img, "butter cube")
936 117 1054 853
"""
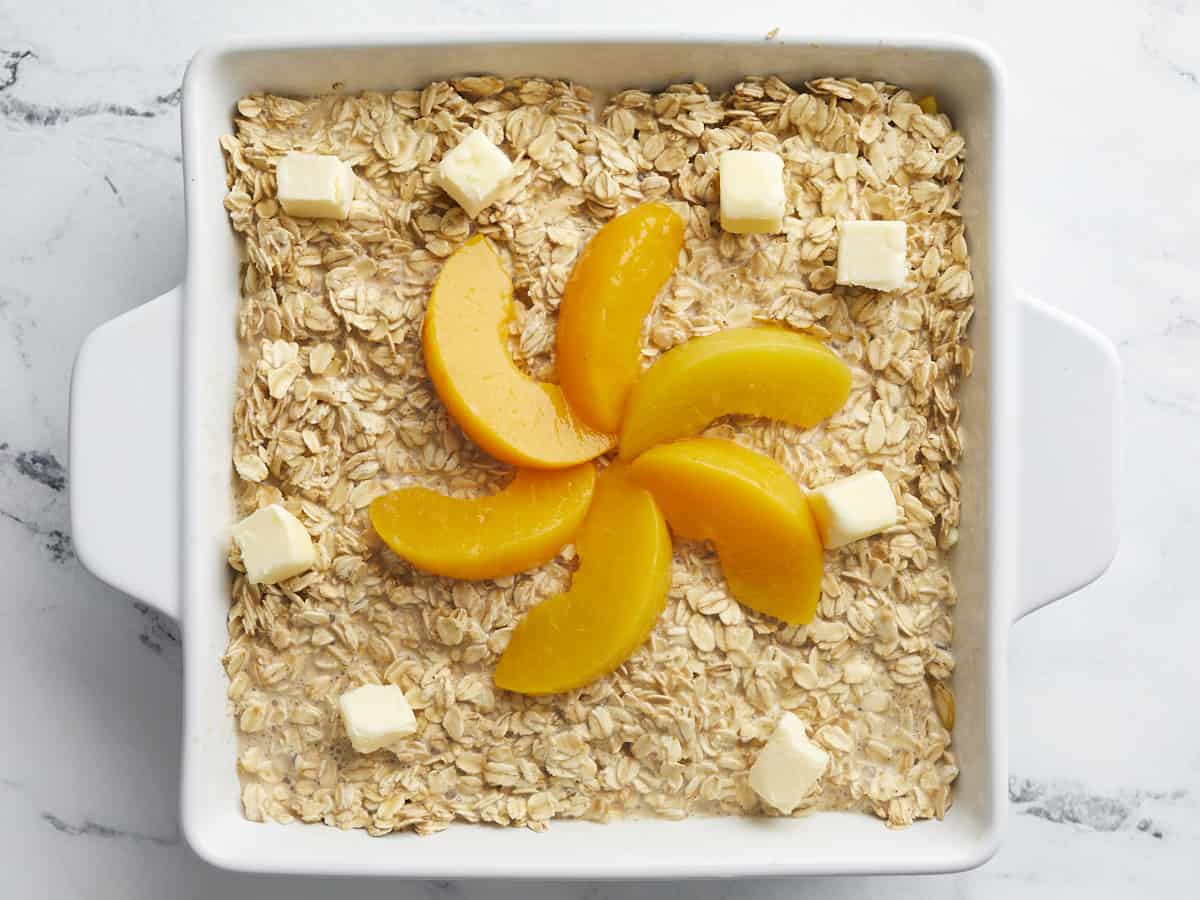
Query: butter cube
275 152 356 220
339 684 417 754
436 129 514 219
749 713 829 814
808 470 898 549
231 504 316 585
719 150 786 234
835 220 908 291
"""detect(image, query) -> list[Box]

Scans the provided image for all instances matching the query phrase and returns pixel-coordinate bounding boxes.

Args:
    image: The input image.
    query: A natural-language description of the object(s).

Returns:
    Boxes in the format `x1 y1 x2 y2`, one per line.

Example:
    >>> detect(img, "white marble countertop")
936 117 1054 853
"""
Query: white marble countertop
2 0 1197 896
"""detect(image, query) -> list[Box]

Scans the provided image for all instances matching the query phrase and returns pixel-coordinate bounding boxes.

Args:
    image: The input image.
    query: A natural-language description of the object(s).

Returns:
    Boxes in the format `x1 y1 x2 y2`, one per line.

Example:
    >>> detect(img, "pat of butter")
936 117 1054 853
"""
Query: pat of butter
436 129 514 219
749 712 829 814
276 152 356 220
808 470 898 549
719 149 786 234
231 504 316 585
835 220 908 291
339 684 417 754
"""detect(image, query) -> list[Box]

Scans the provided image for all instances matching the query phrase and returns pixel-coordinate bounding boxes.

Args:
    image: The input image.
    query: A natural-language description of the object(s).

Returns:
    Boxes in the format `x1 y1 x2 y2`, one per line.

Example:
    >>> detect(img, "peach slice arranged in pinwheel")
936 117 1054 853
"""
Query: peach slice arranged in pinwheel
369 464 595 580
493 464 671 695
423 235 615 468
556 202 685 433
618 327 852 460
630 438 824 625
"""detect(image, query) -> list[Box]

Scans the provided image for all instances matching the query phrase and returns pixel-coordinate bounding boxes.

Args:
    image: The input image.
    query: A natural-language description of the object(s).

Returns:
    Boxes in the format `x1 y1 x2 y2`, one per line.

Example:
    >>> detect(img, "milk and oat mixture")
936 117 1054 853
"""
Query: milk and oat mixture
220 75 972 835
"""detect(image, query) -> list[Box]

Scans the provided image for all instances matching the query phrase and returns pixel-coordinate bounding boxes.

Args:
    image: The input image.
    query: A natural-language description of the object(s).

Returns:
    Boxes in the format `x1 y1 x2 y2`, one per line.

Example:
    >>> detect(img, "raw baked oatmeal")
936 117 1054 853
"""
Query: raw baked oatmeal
220 74 972 835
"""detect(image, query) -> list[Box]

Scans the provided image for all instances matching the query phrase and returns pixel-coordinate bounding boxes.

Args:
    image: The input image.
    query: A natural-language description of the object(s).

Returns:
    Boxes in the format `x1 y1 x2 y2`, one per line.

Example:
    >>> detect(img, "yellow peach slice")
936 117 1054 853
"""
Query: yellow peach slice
619 326 852 460
423 235 615 468
493 464 671 695
631 438 823 625
369 464 595 580
556 203 685 433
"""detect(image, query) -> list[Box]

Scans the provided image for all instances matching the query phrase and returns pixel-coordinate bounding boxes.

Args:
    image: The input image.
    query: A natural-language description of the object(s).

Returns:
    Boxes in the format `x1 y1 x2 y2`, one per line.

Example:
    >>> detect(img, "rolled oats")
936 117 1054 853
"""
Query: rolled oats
221 74 971 834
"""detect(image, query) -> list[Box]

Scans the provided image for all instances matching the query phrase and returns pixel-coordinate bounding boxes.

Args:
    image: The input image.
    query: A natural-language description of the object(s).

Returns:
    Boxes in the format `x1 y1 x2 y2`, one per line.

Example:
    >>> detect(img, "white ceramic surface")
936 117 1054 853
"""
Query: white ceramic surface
66 29 1119 879
3 0 1197 896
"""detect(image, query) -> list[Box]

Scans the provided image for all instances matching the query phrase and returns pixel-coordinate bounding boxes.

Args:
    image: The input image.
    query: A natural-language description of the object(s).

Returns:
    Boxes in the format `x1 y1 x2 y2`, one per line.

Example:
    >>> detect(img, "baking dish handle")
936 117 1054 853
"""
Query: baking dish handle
1015 292 1120 621
69 286 181 620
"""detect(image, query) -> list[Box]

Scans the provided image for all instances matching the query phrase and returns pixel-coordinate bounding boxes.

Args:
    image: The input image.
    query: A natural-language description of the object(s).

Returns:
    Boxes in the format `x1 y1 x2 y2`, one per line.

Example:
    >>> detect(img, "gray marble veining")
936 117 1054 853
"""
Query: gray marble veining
41 813 180 847
0 443 72 562
2 0 1197 897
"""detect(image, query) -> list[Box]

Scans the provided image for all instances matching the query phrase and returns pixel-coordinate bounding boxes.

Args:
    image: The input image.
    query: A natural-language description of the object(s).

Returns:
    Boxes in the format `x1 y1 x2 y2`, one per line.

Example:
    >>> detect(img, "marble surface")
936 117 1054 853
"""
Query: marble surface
2 0 1197 895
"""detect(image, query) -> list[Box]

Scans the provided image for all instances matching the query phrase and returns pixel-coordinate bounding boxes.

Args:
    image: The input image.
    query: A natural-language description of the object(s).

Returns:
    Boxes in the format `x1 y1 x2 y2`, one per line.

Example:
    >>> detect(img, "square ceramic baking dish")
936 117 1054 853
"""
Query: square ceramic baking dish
68 30 1121 879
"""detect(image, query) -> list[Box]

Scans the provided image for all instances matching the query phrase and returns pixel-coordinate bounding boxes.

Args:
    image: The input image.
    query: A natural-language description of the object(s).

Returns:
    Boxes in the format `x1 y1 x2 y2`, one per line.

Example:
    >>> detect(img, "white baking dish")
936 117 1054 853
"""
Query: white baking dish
67 30 1121 879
